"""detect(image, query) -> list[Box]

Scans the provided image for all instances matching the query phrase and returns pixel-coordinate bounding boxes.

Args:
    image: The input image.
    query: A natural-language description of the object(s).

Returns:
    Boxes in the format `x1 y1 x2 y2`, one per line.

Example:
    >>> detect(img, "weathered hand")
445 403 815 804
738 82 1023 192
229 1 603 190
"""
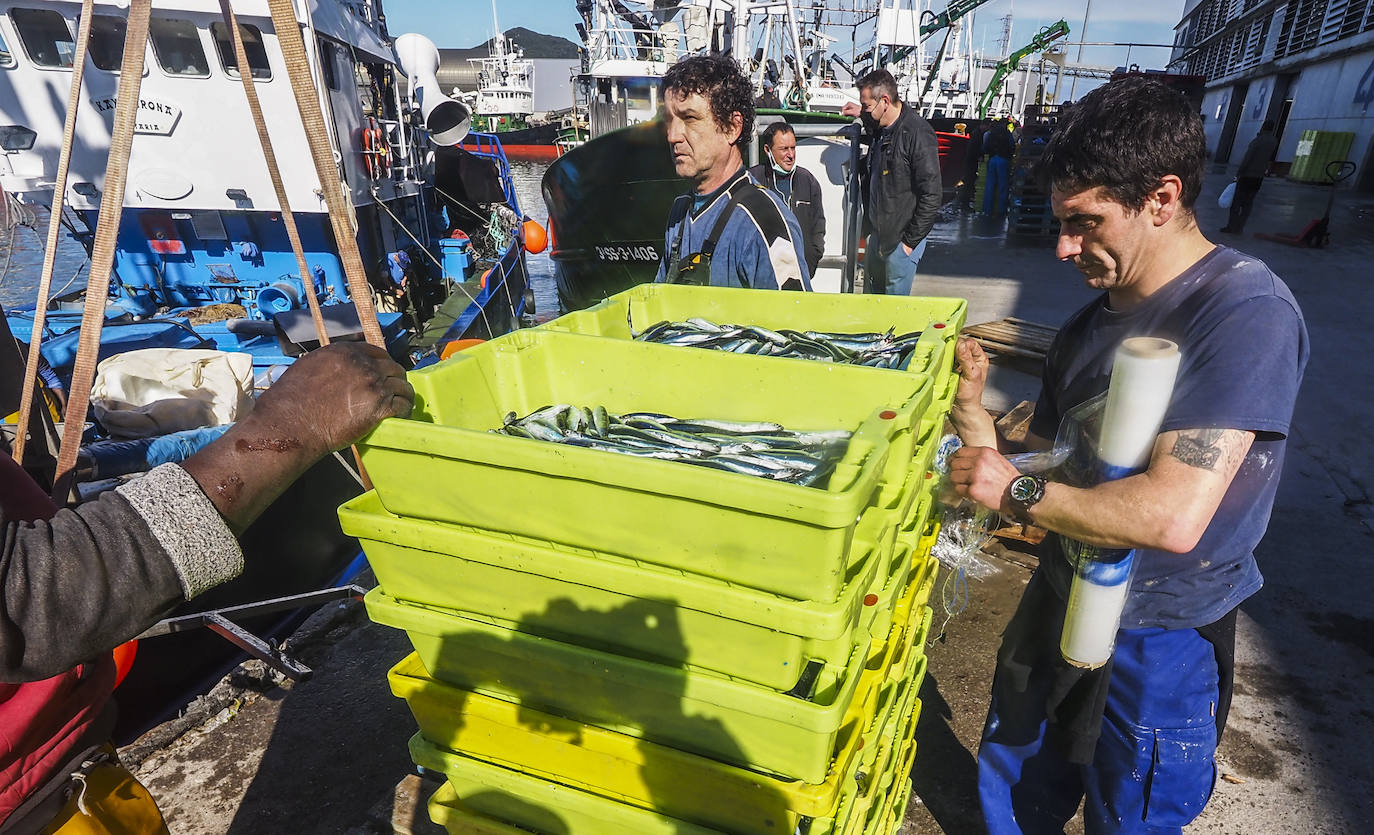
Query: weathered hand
249 342 413 455
947 445 1020 514
952 337 989 413
841 101 861 118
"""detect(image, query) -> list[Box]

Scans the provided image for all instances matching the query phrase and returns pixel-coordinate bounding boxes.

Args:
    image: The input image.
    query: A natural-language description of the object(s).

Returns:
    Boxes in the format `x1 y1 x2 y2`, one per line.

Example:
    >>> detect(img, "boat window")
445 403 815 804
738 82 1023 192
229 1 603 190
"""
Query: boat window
210 21 271 80
0 25 13 67
11 8 75 68
624 80 653 112
87 15 126 71
149 18 209 77
318 39 342 91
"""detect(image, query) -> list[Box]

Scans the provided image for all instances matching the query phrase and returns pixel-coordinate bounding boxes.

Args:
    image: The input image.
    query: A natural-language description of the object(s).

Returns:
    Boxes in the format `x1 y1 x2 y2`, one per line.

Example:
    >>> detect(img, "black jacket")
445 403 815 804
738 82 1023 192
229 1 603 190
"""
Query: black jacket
749 163 826 276
858 103 942 256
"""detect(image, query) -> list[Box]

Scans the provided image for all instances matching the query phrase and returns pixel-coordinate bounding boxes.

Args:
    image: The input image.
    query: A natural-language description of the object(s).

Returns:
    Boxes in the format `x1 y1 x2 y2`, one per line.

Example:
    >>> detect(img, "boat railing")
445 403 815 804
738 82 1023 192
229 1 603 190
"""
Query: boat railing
585 25 696 65
459 132 521 217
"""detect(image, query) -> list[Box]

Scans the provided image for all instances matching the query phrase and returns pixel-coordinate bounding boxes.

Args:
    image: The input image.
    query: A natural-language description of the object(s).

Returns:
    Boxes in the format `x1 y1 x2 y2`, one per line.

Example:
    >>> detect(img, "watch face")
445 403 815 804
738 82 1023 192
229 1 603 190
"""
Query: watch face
1010 475 1040 503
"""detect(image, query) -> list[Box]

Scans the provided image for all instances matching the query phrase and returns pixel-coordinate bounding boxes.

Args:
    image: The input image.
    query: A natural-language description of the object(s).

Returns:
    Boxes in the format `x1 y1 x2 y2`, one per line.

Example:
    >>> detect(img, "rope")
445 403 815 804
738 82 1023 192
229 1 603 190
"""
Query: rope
13 0 94 466
218 0 329 346
50 0 151 501
266 0 384 347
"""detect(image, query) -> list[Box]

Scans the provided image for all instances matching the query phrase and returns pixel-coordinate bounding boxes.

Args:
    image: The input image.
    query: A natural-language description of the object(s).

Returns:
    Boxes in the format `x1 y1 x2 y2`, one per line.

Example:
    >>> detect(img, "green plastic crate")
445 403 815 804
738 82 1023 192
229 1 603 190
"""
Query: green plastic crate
540 283 967 385
368 588 871 783
412 735 718 835
359 329 932 601
343 491 893 690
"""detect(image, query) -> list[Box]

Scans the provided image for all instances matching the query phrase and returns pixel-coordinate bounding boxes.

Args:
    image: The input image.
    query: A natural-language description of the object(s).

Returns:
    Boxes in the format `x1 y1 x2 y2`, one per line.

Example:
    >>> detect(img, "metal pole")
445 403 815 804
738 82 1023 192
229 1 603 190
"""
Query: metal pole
1069 0 1092 101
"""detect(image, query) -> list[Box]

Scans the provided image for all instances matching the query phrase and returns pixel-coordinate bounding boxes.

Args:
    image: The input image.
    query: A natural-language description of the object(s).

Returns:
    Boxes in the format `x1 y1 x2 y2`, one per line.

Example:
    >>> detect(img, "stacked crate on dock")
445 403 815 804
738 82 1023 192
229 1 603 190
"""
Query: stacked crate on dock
1007 106 1063 240
342 286 966 834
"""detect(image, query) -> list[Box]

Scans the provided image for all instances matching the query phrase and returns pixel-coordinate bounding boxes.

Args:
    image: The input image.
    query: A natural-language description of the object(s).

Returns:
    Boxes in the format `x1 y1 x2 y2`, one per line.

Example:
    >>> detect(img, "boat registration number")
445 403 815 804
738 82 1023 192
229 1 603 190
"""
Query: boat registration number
595 244 660 263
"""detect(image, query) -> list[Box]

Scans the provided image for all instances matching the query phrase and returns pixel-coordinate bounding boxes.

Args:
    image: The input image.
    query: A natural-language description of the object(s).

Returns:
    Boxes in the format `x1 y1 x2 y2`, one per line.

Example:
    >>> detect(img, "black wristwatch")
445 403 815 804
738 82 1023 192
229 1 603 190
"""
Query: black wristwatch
1006 474 1048 523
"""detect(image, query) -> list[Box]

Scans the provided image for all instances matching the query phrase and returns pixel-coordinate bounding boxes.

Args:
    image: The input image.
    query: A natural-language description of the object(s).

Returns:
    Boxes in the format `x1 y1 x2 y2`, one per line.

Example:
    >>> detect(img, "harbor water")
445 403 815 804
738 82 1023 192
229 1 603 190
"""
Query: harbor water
0 159 560 319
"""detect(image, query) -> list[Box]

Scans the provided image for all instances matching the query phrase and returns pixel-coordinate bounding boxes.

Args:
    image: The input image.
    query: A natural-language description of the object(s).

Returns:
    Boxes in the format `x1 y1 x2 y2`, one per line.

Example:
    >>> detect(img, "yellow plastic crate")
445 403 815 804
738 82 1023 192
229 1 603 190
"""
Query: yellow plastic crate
343 491 894 691
388 614 914 835
369 586 874 784
880 777 914 835
425 784 530 834
411 734 719 835
360 330 933 601
540 284 967 385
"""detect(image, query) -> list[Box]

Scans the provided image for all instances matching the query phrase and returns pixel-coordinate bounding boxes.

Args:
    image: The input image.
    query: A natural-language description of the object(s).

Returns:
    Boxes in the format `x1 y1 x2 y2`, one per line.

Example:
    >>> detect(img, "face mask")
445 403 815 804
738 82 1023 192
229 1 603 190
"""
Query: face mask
767 151 790 176
860 111 879 132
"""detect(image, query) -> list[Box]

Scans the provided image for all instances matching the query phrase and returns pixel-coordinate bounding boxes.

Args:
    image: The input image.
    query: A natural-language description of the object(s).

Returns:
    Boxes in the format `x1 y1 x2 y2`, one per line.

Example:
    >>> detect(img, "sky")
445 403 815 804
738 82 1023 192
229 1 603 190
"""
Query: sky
384 0 1187 75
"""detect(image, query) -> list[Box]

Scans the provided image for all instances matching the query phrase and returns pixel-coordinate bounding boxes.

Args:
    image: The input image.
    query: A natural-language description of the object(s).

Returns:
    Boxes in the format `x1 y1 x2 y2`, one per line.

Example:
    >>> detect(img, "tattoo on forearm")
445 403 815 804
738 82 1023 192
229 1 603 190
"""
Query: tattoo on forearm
1169 428 1227 470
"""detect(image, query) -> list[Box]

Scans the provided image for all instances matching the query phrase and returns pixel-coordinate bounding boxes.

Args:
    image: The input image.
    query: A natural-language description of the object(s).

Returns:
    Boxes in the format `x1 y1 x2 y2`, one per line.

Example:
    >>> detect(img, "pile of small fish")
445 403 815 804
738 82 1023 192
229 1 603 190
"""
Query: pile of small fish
495 404 851 488
632 316 924 370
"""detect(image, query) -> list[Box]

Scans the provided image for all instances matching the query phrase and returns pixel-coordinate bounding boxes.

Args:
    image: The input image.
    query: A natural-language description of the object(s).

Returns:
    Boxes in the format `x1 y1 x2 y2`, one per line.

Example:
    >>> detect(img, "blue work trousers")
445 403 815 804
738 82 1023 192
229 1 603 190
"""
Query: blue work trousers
865 233 926 296
984 155 1011 216
978 587 1220 834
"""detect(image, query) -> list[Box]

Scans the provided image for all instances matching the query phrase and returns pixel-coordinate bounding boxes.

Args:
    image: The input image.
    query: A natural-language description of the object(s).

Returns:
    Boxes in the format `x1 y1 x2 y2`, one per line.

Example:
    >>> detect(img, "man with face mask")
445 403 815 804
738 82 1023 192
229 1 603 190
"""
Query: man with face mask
749 122 826 278
655 55 810 291
841 69 942 296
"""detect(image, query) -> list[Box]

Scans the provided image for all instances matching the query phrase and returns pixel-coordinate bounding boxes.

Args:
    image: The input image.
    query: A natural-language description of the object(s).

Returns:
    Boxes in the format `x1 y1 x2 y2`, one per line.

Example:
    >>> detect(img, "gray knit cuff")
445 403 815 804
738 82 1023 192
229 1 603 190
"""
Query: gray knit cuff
117 463 244 598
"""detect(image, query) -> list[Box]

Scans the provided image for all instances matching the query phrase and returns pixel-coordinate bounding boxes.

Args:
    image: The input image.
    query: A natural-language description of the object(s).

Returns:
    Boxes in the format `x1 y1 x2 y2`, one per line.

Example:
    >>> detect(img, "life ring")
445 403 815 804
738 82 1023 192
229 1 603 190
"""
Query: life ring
361 117 390 180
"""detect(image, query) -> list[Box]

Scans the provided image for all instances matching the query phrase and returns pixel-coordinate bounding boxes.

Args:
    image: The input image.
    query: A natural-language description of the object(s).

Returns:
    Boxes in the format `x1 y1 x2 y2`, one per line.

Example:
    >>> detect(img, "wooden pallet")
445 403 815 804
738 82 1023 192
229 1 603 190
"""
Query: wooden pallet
961 317 1058 361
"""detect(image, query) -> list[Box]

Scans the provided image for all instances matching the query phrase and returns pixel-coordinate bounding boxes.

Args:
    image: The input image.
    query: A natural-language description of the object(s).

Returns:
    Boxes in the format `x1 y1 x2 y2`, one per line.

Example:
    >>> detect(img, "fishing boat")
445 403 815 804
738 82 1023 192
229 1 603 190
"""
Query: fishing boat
0 0 532 736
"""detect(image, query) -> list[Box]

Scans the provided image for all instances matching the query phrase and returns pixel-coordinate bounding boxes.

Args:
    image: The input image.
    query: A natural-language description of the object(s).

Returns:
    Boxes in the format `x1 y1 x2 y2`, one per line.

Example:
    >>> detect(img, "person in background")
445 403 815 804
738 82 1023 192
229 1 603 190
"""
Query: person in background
750 122 826 278
958 121 985 213
840 69 941 296
982 117 1016 216
1220 119 1279 235
655 54 810 291
0 340 413 832
755 78 781 110
947 77 1306 834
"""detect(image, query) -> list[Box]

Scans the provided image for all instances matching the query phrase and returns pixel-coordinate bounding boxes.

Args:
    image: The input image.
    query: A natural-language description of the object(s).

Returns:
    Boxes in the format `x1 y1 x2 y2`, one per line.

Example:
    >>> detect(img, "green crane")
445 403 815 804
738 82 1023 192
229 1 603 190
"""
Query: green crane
883 0 996 68
976 20 1071 119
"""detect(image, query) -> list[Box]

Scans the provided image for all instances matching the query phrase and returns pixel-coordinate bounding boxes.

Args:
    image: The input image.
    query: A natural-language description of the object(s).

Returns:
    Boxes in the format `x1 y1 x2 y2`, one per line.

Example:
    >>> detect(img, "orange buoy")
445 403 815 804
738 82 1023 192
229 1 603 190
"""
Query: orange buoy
112 640 138 688
522 219 548 254
440 338 485 360
480 268 493 289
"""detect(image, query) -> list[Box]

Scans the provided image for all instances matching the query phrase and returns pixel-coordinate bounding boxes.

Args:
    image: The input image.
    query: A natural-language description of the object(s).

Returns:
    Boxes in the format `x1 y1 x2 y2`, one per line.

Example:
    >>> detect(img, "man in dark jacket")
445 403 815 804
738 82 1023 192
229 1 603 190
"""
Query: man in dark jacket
982 118 1016 216
750 122 826 277
1221 119 1279 234
842 69 942 296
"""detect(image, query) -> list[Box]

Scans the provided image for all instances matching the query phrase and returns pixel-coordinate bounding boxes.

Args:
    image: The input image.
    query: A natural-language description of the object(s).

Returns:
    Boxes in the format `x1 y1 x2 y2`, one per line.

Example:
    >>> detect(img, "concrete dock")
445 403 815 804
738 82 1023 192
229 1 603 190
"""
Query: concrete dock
124 170 1374 834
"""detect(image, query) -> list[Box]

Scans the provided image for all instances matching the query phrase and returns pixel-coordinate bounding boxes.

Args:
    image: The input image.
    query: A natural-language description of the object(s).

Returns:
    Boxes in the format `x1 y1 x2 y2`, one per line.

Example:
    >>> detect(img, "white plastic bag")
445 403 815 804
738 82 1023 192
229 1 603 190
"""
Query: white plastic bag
92 348 254 438
1217 181 1236 209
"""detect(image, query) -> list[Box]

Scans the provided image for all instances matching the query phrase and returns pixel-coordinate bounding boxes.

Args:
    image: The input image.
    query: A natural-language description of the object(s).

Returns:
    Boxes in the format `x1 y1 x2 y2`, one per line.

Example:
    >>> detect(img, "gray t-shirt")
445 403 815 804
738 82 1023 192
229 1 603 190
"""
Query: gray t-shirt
1030 245 1309 629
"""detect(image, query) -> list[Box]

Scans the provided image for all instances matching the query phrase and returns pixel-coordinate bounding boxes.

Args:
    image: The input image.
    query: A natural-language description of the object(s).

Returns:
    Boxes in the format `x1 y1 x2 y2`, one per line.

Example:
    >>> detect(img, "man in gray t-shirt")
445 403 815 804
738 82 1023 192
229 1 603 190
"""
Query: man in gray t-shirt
947 78 1307 834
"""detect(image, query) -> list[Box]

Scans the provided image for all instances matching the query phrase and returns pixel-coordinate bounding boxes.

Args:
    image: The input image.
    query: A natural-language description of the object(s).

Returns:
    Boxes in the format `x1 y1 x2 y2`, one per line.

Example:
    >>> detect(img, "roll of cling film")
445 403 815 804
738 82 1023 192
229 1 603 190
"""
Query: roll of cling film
1058 337 1181 669
1060 546 1137 669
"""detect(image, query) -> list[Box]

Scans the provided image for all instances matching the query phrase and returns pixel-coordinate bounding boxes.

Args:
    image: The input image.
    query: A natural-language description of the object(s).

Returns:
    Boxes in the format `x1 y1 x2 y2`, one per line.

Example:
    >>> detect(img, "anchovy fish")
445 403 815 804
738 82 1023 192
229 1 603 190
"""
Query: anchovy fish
496 404 852 488
637 318 924 369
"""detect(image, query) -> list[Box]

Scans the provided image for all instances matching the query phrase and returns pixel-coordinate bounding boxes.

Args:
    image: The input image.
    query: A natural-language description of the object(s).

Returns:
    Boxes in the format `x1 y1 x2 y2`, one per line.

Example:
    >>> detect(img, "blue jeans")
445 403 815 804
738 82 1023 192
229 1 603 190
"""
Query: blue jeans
978 580 1220 834
865 234 926 296
984 155 1011 216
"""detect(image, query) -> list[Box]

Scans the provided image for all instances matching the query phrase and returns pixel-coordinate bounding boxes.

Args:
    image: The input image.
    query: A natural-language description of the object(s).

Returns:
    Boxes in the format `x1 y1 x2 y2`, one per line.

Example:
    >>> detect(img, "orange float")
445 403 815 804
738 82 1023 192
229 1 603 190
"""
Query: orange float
439 338 485 360
522 219 548 254
112 640 138 688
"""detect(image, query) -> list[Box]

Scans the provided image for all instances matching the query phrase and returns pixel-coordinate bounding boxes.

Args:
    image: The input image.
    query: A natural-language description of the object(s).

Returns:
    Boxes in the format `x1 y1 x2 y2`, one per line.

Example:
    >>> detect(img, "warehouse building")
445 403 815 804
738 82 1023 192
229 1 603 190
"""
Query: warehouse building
1170 0 1374 190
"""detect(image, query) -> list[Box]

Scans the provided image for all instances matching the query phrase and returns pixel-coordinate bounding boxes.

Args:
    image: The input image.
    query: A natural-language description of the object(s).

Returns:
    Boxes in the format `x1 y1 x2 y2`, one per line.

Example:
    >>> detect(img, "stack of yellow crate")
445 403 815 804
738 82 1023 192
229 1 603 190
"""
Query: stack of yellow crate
342 285 966 834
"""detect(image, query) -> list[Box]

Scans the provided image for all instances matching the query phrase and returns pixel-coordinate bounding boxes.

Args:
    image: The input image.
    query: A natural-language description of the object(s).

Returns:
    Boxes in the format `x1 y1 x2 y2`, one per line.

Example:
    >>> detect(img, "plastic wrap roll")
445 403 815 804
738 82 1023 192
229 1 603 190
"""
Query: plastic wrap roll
1096 337 1182 476
1060 337 1181 669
